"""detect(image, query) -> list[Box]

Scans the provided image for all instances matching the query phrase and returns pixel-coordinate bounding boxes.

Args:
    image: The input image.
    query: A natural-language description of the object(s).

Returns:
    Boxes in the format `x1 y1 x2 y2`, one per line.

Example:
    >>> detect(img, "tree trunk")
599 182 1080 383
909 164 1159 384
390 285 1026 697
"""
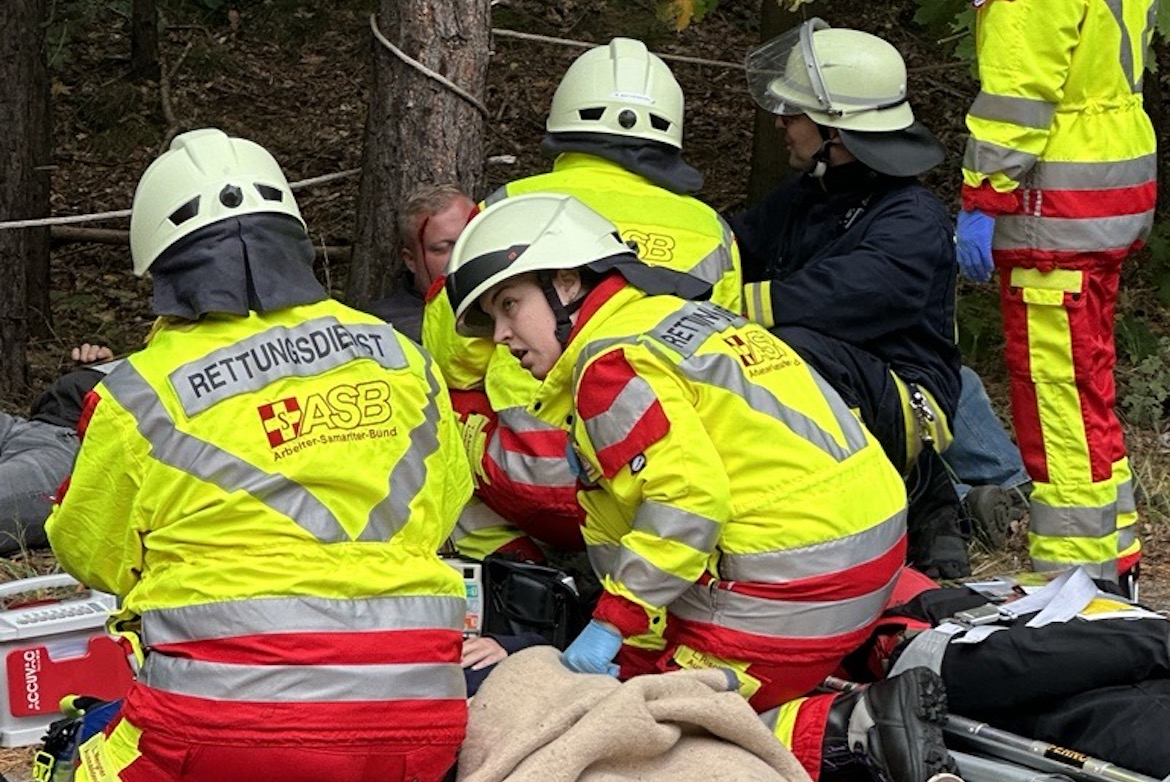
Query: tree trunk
346 0 491 309
130 0 160 83
0 0 51 401
746 0 803 206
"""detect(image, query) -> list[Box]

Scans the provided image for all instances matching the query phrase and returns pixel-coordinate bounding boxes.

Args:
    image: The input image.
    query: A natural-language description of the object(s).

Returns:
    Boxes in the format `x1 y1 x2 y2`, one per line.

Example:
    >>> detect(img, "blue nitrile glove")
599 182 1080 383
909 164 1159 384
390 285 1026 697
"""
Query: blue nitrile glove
561 620 622 677
955 208 995 282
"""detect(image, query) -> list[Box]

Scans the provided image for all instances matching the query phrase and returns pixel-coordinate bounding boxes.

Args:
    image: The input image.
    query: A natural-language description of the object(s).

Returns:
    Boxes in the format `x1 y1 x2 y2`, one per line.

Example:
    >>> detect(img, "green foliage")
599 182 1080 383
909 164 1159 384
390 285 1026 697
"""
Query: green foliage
912 0 974 65
1119 336 1170 427
1139 218 1170 310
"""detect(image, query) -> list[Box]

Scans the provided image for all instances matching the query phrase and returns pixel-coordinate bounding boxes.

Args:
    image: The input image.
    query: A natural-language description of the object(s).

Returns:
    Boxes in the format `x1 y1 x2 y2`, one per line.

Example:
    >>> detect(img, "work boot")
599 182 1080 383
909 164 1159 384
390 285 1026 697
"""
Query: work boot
823 668 959 782
962 485 1012 550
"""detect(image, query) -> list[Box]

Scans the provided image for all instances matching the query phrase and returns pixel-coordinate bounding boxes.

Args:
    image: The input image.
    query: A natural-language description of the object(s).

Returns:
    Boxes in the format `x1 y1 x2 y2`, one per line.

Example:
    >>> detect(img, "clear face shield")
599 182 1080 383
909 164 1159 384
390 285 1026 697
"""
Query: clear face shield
745 18 834 117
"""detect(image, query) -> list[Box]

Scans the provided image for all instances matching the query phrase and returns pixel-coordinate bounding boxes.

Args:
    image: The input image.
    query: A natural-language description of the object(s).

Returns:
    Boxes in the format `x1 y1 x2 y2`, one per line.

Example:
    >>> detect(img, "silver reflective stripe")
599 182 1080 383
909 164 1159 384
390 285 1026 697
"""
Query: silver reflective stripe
483 186 508 206
1025 156 1156 190
142 595 466 645
967 92 1056 129
587 540 620 578
807 365 869 454
1117 476 1136 515
678 351 860 462
963 139 1039 185
759 707 781 733
644 302 743 360
1030 500 1116 539
718 509 905 583
670 570 896 639
612 547 699 608
1032 556 1116 581
170 318 406 416
581 373 659 456
1118 524 1137 553
360 351 441 542
103 364 351 543
682 217 736 285
633 500 721 554
995 211 1153 253
1104 0 1138 90
453 500 510 540
141 656 466 702
886 626 954 677
492 406 577 488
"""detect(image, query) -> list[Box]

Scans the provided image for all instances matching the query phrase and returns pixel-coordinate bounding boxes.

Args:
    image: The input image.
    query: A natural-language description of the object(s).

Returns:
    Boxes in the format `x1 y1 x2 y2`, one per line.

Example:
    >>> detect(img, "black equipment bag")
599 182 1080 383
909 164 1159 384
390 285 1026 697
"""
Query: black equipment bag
482 555 589 650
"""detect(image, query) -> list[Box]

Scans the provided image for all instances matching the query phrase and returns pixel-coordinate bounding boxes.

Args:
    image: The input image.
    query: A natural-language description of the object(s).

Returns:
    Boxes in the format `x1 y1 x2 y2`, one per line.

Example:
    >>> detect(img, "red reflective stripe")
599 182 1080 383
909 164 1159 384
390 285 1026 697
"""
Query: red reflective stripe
718 534 906 603
1036 182 1156 219
150 627 462 666
123 681 467 742
76 389 101 440
578 352 670 479
962 181 1020 215
496 423 569 459
594 590 652 637
669 615 874 668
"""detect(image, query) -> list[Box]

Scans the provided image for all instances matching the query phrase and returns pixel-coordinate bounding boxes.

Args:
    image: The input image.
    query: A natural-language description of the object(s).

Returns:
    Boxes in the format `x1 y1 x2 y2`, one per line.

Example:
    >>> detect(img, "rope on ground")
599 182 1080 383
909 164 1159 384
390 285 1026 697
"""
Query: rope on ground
369 13 490 118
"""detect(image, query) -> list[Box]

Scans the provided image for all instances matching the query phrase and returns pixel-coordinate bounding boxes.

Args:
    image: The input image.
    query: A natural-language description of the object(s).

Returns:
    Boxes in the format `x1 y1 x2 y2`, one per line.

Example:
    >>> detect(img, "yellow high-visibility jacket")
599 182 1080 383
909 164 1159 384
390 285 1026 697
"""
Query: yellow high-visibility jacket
538 276 907 666
962 0 1156 252
424 152 744 558
48 298 471 742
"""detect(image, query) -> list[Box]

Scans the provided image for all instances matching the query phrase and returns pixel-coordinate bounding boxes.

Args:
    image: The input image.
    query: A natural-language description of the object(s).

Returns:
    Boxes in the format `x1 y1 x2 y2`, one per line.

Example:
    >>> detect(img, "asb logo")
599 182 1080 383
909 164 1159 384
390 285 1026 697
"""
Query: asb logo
259 397 302 447
257 381 394 451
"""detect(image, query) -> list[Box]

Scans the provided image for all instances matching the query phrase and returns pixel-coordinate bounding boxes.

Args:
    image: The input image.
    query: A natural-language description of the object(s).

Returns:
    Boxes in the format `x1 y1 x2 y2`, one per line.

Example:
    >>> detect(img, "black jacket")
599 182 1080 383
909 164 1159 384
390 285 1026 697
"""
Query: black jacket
731 163 961 418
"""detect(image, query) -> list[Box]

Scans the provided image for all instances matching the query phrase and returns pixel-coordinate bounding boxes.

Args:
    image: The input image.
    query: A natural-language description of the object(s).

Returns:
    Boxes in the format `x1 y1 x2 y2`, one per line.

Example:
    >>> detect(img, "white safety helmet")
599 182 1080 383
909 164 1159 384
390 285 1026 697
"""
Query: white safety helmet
745 18 914 133
546 37 685 149
445 193 633 337
129 128 304 276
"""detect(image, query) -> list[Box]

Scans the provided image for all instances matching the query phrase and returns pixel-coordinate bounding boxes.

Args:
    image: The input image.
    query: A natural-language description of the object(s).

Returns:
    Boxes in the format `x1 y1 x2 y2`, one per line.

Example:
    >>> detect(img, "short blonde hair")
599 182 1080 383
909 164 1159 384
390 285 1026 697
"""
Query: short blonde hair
398 183 472 247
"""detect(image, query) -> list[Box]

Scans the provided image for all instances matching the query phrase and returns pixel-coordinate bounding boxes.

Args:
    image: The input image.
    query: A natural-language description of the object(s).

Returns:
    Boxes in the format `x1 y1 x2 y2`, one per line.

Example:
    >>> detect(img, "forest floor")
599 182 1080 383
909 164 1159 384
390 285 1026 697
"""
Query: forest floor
0 0 1168 776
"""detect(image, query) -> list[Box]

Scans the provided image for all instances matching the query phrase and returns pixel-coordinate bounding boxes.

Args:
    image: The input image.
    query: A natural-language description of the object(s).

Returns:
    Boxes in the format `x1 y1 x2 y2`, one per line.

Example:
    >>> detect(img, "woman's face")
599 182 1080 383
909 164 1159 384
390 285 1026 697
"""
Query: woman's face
478 272 576 380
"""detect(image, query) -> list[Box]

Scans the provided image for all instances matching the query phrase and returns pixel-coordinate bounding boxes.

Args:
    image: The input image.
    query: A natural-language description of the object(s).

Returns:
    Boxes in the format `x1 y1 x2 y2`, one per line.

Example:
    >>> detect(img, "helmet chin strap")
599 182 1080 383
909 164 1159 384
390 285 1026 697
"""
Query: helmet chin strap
809 124 837 179
538 271 585 347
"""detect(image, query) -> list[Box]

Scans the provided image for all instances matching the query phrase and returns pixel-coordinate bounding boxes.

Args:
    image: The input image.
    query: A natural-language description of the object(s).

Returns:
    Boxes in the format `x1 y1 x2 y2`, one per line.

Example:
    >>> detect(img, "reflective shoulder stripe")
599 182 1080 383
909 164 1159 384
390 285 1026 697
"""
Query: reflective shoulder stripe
169 317 406 416
967 91 1056 129
580 301 867 464
142 594 467 644
141 656 465 702
103 363 351 543
576 351 669 478
360 350 442 542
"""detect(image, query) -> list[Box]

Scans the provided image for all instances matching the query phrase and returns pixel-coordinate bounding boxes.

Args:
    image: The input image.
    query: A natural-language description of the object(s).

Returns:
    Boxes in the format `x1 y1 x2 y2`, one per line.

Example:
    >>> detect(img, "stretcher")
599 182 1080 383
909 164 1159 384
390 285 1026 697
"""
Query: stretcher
823 677 1164 782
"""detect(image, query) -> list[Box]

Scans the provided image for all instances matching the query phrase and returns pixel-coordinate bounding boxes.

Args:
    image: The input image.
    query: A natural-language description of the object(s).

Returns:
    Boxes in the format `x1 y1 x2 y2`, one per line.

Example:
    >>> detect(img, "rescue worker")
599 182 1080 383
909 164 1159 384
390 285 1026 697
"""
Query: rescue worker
445 192 959 782
365 183 476 343
422 37 742 563
46 129 472 782
735 20 967 579
954 0 1156 596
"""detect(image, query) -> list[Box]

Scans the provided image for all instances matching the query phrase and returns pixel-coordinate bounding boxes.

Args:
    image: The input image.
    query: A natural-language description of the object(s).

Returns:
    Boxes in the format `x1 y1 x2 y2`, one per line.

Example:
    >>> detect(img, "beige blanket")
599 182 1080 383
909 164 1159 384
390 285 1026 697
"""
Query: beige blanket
456 646 813 782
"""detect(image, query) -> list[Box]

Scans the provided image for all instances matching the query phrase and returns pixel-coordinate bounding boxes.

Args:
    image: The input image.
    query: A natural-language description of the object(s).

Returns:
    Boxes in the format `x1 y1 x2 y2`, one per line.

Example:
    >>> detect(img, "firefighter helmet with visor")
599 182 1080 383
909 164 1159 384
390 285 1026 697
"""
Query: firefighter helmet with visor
745 18 914 133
